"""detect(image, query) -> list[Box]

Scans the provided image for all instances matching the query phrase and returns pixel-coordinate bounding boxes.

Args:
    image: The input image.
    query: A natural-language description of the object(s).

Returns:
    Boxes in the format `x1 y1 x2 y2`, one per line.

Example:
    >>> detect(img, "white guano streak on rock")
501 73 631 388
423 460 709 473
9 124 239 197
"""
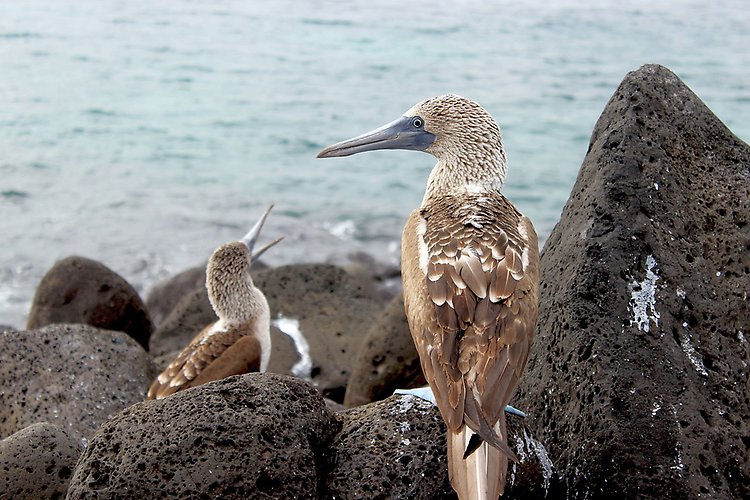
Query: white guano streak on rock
629 254 660 334
389 394 433 417
514 428 555 494
680 322 708 377
670 405 685 476
272 315 312 380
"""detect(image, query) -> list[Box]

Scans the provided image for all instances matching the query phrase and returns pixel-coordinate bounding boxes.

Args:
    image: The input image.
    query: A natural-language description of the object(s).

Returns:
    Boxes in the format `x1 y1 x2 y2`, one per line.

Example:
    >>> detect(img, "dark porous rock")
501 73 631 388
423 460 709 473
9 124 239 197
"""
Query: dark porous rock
344 292 426 407
67 373 341 499
257 263 384 402
326 395 559 499
515 64 750 498
0 422 81 500
0 324 157 445
326 395 454 499
148 286 216 357
152 350 178 373
27 256 153 350
341 251 403 302
145 264 206 328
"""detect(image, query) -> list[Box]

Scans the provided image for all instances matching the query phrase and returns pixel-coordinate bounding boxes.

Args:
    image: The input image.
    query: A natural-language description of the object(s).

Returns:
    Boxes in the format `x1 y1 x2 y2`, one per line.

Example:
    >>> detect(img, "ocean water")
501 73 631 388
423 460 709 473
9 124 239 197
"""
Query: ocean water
1 0 748 328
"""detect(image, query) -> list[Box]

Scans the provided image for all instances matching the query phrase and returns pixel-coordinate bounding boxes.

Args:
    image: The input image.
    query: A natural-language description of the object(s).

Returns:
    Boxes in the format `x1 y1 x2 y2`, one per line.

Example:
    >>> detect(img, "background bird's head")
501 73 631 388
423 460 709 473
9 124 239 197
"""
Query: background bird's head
206 205 282 322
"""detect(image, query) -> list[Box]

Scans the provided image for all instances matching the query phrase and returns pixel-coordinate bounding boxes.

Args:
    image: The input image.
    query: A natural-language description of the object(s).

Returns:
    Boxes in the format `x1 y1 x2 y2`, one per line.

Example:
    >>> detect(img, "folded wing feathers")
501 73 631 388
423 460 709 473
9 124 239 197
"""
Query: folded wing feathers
148 325 242 399
417 192 534 466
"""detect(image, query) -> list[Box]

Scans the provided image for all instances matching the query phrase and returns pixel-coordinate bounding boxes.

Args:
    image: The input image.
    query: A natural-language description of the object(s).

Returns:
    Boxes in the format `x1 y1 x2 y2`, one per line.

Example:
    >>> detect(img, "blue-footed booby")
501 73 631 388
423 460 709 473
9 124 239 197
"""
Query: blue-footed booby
147 205 283 400
318 95 539 499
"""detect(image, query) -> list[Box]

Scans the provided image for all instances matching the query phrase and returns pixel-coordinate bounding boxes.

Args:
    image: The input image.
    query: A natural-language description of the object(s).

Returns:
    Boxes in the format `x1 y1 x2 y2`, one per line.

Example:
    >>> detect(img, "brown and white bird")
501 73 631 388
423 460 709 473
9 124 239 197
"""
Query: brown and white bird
318 95 539 499
147 205 282 400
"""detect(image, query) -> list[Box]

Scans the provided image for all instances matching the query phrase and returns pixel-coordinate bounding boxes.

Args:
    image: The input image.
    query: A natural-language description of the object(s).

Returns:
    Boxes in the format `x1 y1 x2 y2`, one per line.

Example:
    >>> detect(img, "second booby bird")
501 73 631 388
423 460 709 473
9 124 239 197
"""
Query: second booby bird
318 95 540 499
148 205 282 400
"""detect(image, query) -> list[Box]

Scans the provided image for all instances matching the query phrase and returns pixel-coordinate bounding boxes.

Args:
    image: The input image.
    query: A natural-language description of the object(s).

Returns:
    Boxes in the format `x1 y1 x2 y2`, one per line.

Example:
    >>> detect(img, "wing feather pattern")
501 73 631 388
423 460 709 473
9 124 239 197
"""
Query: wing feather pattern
401 190 540 497
147 321 260 399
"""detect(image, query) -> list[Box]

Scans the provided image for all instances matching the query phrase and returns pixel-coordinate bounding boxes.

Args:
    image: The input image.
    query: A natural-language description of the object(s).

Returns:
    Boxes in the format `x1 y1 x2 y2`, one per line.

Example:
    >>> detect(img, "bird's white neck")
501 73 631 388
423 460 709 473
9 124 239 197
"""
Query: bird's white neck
209 275 267 325
422 145 507 205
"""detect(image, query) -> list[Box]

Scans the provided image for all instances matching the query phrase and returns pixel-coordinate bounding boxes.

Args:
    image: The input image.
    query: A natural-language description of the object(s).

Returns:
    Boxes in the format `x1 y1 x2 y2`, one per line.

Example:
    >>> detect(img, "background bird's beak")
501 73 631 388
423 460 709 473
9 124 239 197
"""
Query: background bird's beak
251 236 284 261
317 115 436 158
241 204 283 259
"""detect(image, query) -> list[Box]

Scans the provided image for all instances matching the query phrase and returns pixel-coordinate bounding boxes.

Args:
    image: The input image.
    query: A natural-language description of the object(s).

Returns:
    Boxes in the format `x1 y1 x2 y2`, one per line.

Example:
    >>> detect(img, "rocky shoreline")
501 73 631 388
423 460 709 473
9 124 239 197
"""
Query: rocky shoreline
1 64 748 498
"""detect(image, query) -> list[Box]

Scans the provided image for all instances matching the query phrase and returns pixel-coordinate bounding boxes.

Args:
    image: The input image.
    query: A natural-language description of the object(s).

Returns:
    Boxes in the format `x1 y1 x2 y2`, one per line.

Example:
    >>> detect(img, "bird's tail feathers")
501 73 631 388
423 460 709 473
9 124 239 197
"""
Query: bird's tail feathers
463 392 519 463
448 425 508 500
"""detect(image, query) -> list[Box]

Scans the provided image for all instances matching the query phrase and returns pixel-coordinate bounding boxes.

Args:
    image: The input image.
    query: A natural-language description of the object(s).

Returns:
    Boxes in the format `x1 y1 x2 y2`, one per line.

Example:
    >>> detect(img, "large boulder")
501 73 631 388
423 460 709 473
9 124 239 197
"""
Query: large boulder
149 264 384 402
0 324 156 445
515 64 750 498
144 264 206 328
344 293 426 407
67 373 341 499
257 263 385 401
326 395 560 499
27 256 153 350
0 422 81 499
148 286 215 357
340 251 403 302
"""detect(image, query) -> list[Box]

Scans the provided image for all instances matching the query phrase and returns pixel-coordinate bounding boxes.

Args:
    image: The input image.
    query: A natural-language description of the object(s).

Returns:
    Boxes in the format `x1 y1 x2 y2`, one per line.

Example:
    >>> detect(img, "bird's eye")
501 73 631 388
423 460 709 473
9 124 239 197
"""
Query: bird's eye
412 117 423 128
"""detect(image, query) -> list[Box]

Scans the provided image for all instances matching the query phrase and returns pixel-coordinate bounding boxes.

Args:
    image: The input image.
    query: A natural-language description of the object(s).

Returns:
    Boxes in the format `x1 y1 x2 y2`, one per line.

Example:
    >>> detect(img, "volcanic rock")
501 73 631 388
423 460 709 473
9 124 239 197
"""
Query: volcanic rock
0 324 156 445
67 373 340 499
148 286 215 357
340 251 403 302
27 256 153 350
344 292 426 407
515 64 750 498
326 395 560 499
257 263 384 401
145 264 206 328
0 422 81 499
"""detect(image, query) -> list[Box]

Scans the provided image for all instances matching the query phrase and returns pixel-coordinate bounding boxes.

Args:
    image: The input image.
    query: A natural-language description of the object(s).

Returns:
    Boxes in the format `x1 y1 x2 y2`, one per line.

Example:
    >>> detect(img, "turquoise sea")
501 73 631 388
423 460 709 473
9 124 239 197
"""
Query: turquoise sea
1 0 748 327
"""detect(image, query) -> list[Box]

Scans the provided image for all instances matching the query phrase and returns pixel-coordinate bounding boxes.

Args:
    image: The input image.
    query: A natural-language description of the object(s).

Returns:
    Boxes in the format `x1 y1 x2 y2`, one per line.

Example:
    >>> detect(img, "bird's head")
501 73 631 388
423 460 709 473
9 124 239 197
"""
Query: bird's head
317 94 503 165
206 205 282 321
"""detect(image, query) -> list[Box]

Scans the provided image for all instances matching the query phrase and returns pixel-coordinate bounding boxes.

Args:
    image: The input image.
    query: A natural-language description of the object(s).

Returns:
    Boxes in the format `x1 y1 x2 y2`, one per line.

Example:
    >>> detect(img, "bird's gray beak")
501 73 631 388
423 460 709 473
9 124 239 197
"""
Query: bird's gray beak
241 204 284 260
317 115 436 158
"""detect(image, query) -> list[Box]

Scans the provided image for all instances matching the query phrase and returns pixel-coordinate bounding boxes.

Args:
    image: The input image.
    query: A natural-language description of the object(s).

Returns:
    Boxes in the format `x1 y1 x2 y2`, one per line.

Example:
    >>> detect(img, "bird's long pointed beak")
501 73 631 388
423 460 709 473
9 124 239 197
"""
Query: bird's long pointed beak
251 236 284 261
317 115 435 158
241 204 282 259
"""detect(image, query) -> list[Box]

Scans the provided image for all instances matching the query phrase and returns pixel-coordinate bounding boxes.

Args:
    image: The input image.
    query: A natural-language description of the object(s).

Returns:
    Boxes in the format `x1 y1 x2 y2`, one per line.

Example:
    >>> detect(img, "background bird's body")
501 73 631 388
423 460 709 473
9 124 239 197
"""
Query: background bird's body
148 207 280 400
318 95 540 499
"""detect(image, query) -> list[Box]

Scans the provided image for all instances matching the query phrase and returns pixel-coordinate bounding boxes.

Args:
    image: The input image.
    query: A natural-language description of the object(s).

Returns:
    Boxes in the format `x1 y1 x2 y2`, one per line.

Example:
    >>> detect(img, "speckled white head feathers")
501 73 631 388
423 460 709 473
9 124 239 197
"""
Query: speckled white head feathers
406 95 505 162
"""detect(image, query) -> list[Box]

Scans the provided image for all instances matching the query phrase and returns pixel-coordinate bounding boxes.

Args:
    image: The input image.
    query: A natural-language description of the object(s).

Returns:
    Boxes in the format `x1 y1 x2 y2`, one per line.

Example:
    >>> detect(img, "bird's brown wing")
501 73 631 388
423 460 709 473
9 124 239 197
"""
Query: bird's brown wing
402 192 539 456
147 321 260 399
